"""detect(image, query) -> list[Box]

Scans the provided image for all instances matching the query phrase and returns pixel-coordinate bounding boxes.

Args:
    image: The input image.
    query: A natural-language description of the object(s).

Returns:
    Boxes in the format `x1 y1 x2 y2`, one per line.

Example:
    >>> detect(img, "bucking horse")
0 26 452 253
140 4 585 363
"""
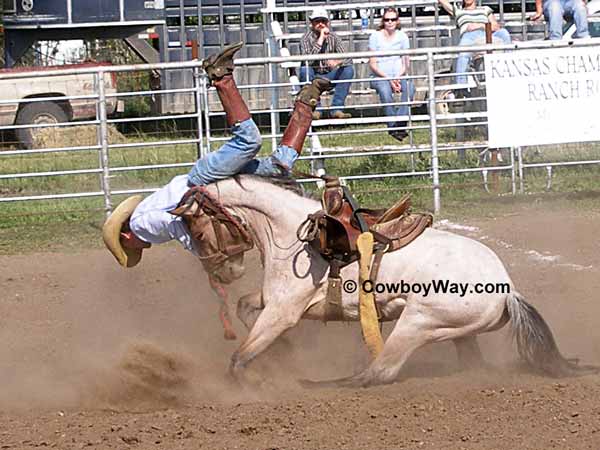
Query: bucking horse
170 174 597 387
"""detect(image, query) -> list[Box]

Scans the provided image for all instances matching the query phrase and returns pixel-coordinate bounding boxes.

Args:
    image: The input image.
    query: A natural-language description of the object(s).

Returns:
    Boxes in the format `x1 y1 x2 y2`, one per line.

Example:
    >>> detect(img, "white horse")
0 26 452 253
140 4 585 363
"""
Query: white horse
173 175 596 387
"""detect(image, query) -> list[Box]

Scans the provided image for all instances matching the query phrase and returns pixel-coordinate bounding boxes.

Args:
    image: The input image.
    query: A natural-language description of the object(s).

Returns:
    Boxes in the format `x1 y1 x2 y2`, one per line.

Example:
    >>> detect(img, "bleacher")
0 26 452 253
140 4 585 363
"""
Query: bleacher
200 0 542 109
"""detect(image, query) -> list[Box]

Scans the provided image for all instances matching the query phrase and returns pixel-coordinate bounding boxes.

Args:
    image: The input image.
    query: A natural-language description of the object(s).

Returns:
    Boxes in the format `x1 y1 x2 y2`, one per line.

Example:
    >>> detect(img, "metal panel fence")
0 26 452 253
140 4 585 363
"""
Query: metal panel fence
1 38 600 219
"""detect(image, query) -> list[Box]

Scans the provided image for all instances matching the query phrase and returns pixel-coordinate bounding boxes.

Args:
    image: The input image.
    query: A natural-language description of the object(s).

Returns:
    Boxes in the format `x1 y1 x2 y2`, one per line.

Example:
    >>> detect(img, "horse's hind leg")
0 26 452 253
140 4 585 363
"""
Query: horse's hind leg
453 335 485 370
347 308 434 387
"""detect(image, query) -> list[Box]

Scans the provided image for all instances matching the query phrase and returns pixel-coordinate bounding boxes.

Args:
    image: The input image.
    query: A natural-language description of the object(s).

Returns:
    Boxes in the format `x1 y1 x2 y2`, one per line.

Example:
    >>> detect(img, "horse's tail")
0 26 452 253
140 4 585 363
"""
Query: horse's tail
505 292 598 377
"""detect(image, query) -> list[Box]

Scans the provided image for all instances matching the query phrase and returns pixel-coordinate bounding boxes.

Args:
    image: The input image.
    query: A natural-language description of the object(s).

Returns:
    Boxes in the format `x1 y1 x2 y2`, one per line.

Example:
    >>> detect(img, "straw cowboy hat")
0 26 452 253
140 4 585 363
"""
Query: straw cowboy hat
102 195 144 268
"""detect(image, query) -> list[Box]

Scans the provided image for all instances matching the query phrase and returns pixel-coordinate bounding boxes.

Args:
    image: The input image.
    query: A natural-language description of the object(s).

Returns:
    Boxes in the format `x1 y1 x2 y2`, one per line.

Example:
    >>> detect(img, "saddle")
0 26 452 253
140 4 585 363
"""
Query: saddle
300 177 432 264
297 176 432 321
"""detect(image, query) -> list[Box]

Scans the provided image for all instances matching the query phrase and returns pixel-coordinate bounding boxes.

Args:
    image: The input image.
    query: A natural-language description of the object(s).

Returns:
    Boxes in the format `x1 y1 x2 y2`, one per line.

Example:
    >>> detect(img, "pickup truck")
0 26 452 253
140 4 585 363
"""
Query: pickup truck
0 62 123 148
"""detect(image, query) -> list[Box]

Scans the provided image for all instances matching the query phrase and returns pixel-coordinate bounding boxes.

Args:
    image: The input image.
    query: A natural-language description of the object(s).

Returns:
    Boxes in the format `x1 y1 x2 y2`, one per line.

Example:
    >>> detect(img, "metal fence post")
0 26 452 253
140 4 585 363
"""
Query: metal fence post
96 69 112 216
267 37 279 152
427 51 441 214
510 146 516 195
517 146 524 193
193 65 206 159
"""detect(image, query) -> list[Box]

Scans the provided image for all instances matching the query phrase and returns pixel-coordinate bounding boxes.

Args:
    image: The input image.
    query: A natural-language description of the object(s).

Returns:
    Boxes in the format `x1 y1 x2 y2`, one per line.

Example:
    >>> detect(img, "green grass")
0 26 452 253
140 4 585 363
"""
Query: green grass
2 122 600 255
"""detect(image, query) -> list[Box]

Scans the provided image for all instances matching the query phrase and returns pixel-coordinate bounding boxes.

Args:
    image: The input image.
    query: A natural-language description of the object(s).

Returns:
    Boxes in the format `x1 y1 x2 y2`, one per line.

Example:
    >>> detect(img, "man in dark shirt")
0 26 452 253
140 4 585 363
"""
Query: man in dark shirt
299 7 354 119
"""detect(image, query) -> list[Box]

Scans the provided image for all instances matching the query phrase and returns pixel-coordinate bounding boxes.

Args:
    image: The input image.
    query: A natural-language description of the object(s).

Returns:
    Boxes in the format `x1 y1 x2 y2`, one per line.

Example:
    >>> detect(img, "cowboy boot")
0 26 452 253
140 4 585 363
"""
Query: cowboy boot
203 42 250 127
202 41 243 83
281 77 332 153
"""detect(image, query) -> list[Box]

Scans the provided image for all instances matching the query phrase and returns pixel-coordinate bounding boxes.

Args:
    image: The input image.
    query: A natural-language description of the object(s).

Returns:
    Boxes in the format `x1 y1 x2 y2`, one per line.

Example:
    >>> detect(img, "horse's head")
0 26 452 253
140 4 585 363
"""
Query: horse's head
170 191 252 284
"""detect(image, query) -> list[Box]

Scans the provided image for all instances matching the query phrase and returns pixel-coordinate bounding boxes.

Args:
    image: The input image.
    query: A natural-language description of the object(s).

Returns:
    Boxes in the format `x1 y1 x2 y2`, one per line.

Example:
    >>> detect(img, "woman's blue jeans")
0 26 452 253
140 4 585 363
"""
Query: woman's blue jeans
370 78 415 129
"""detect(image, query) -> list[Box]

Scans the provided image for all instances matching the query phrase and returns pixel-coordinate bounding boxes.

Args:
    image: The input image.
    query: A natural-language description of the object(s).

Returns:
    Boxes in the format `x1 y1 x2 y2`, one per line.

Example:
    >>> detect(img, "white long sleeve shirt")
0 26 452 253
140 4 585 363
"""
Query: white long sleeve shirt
129 175 198 255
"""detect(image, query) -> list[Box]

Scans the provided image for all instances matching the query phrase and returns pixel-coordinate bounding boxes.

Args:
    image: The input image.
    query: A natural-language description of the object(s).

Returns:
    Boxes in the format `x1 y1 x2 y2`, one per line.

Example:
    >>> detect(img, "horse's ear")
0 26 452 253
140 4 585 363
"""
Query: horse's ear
169 200 199 217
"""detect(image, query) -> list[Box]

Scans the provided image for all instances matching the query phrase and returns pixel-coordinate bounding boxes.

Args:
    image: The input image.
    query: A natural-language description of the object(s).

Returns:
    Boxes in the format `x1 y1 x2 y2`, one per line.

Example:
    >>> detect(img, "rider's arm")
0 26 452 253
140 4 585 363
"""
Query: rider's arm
128 175 200 256
437 0 455 16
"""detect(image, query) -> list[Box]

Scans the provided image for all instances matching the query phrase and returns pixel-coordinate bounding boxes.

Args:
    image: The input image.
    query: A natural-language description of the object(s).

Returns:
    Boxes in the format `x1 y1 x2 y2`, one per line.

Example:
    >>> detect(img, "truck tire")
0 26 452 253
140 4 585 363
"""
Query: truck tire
15 101 68 149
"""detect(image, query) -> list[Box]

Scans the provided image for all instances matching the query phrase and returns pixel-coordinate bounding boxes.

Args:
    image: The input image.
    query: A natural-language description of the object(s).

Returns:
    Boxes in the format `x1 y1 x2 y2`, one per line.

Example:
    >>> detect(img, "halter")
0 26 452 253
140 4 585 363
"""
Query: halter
177 185 254 276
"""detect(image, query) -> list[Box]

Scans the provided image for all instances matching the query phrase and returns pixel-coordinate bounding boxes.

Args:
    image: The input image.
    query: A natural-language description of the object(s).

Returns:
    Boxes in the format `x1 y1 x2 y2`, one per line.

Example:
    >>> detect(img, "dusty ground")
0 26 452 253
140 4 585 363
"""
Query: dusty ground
1 206 600 449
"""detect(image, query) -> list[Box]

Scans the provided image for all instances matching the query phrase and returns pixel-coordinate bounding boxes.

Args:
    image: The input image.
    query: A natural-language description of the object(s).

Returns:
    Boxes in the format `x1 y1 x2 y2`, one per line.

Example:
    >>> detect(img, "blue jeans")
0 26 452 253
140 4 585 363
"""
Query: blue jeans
455 28 512 84
544 0 589 40
370 78 415 129
298 65 354 114
187 119 296 185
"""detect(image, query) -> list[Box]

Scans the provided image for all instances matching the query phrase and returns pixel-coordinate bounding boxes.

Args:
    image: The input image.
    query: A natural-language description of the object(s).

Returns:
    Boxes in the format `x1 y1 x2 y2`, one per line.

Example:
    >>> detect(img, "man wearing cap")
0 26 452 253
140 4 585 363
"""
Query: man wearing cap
299 7 354 120
103 42 331 268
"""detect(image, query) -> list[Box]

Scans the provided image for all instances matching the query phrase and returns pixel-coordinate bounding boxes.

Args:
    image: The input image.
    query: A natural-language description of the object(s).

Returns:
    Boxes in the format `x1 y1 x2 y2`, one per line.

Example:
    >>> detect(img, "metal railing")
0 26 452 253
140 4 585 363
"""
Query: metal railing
2 38 600 217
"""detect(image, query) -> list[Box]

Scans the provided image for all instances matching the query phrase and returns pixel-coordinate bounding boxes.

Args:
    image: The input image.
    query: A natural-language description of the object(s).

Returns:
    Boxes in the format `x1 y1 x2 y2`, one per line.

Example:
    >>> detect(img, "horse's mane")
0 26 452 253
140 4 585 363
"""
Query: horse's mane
231 174 316 200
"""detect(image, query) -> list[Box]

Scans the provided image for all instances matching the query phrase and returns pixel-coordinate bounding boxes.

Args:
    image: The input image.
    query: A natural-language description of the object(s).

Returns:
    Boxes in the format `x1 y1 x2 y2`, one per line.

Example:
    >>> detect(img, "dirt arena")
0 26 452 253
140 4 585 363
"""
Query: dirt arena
1 206 599 449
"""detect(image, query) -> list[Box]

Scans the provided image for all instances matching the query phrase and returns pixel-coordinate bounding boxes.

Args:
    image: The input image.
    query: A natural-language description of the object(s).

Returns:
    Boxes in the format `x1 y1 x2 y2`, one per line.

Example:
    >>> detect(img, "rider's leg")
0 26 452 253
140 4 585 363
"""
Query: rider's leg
298 66 324 119
565 0 590 38
239 77 332 177
202 41 250 127
543 0 565 40
188 42 262 186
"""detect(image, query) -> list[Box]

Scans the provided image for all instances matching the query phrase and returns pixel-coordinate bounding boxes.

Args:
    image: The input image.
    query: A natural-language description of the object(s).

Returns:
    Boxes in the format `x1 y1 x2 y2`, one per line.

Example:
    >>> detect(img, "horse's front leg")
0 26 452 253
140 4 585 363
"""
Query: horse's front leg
229 290 311 379
236 291 263 331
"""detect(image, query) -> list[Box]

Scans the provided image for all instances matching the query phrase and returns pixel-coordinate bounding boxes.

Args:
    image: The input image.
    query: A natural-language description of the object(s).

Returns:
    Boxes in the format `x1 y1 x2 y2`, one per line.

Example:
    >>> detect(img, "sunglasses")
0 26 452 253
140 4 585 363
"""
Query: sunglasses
311 18 329 25
384 17 399 22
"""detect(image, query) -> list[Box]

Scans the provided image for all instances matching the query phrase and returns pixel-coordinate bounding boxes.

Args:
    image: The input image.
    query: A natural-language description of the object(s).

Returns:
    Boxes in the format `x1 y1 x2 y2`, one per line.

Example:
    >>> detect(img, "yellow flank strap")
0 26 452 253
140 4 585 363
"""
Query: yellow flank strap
356 232 384 359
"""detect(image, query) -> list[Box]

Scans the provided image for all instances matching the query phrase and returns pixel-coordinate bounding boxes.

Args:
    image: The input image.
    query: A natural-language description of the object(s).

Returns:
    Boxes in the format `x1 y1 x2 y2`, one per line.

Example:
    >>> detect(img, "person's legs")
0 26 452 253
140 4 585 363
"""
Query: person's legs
189 120 262 185
393 78 415 141
398 78 415 117
298 66 324 118
298 65 316 83
370 79 397 128
564 0 590 38
543 0 565 40
492 28 512 44
327 65 354 116
202 42 250 128
188 42 262 185
455 30 482 84
240 78 332 177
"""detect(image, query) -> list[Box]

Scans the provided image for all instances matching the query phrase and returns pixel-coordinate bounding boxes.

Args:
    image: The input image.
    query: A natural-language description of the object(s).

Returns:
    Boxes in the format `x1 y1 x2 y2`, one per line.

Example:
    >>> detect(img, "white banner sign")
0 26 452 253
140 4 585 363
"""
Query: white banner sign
485 47 600 147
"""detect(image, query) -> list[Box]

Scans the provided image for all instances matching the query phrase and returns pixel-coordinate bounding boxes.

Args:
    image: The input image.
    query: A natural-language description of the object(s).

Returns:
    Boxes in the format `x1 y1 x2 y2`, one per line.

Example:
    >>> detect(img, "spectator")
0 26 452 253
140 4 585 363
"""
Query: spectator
530 0 589 40
438 0 512 85
368 7 415 142
299 7 354 119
